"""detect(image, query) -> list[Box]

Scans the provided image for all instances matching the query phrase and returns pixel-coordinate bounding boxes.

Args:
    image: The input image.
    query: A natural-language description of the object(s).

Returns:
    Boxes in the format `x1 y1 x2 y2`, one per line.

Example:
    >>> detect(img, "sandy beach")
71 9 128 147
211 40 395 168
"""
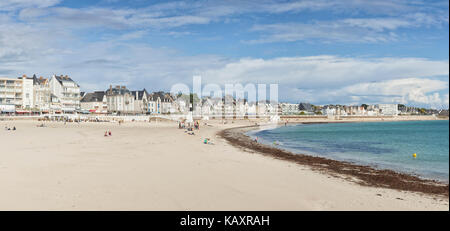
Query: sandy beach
0 117 448 211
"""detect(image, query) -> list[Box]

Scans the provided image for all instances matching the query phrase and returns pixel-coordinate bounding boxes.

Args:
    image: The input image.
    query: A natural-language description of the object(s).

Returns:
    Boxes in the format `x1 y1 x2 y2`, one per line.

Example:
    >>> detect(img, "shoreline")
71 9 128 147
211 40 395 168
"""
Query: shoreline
218 123 449 197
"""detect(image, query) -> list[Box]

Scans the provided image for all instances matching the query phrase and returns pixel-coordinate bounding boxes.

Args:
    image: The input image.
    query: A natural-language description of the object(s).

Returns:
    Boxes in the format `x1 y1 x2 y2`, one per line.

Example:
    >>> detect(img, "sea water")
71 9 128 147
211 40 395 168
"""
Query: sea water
249 120 449 182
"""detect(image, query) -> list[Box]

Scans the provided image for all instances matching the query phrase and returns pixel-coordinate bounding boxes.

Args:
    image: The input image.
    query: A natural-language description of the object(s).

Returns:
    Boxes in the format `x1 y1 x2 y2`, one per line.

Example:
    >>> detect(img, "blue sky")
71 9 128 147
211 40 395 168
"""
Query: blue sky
0 0 449 108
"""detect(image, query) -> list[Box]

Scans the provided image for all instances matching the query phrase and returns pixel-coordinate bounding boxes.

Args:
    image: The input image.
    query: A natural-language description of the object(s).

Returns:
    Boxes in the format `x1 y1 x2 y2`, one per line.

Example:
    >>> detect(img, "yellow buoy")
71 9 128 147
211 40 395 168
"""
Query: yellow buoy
413 153 417 158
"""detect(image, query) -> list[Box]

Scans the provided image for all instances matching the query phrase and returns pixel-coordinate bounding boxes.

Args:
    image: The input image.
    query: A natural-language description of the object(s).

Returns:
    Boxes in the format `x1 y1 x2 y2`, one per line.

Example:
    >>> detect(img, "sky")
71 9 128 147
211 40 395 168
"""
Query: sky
0 0 449 108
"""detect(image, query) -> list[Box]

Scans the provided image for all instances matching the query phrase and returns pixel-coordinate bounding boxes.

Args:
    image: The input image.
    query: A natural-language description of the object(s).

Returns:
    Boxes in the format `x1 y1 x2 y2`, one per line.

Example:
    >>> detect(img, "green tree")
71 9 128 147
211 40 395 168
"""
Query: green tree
419 108 426 114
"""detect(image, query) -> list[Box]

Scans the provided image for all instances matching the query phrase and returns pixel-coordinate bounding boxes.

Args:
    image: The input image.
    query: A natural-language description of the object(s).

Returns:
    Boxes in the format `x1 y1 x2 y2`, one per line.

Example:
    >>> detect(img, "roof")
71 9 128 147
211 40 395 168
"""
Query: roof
131 89 148 100
148 91 173 102
33 75 48 85
52 75 80 87
106 86 131 95
81 91 106 102
55 75 75 83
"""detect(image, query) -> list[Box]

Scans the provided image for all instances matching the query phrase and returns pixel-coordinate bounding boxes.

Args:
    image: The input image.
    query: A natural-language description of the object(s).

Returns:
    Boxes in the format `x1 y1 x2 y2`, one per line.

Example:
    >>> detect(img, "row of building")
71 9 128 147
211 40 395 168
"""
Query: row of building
0 75 80 114
284 102 445 116
0 74 178 115
80 86 175 115
2 74 440 117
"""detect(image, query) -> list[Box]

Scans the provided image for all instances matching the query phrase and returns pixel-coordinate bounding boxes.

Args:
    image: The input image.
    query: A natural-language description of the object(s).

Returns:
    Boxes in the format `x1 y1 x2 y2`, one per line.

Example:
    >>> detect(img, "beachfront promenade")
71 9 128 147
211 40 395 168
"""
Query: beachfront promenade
0 116 448 210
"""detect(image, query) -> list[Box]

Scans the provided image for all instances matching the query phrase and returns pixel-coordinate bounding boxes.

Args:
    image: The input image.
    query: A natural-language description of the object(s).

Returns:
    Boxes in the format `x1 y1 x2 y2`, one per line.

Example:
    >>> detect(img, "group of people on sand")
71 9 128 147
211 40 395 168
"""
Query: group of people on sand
4 125 16 131
104 130 112 137
178 120 200 130
179 120 201 136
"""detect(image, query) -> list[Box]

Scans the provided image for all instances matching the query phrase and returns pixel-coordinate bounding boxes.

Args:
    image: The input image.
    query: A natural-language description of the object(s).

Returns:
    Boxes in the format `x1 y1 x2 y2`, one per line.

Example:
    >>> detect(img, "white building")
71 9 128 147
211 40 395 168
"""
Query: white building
49 75 80 113
147 92 174 114
131 89 148 114
280 103 299 115
235 100 247 117
378 104 398 116
322 105 347 116
174 97 189 114
0 75 34 112
106 85 135 114
323 107 336 116
32 75 51 113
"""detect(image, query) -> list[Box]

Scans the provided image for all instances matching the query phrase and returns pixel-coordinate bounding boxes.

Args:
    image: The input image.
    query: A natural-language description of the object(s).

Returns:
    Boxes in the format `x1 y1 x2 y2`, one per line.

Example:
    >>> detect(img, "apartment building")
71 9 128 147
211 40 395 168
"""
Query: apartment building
0 75 34 112
32 75 51 113
105 85 135 114
49 75 81 113
147 92 174 114
131 89 148 114
279 103 300 115
378 104 399 116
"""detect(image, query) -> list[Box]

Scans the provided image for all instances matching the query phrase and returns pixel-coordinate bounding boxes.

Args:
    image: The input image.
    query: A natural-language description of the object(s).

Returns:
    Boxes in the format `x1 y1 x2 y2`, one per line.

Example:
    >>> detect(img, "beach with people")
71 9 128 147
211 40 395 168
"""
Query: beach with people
0 116 448 210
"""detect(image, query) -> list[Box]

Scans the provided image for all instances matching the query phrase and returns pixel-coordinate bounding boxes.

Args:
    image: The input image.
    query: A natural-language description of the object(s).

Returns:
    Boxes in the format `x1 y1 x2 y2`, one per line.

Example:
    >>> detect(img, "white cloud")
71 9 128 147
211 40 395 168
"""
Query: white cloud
246 13 448 44
196 56 449 107
0 0 60 11
338 78 449 107
199 56 449 87
10 0 448 32
283 78 449 108
341 18 412 31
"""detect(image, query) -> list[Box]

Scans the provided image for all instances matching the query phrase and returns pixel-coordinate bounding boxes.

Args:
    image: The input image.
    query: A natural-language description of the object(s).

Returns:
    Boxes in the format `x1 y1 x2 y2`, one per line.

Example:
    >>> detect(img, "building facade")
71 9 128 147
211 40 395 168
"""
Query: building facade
80 91 108 114
49 75 80 113
106 85 135 114
279 103 300 115
131 89 148 114
377 104 399 116
147 92 173 114
32 75 51 113
0 75 34 112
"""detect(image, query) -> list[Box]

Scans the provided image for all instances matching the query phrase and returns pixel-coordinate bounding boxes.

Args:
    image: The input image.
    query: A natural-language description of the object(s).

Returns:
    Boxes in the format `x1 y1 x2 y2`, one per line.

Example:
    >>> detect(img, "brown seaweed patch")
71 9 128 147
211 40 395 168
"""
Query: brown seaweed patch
218 126 449 197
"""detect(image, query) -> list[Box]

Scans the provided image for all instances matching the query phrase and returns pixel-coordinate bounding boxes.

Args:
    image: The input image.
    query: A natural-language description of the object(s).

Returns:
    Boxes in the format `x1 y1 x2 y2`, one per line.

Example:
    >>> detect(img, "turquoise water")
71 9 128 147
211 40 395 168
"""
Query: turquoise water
249 120 449 182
